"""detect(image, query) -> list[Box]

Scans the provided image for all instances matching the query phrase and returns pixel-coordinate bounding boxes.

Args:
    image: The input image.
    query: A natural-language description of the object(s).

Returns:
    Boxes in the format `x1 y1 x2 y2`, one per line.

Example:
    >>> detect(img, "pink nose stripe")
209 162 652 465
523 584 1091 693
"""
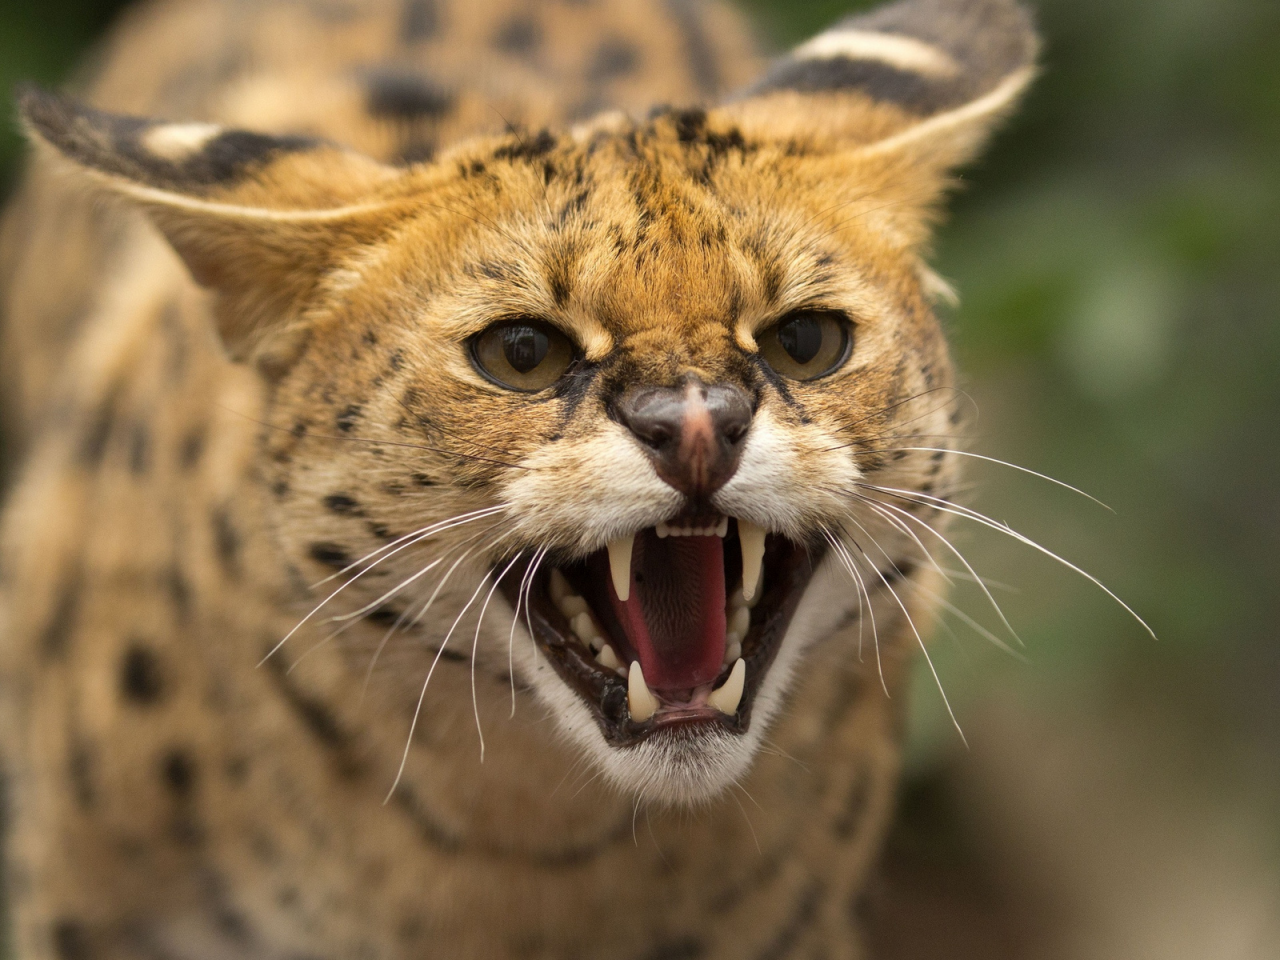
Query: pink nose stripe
677 384 717 493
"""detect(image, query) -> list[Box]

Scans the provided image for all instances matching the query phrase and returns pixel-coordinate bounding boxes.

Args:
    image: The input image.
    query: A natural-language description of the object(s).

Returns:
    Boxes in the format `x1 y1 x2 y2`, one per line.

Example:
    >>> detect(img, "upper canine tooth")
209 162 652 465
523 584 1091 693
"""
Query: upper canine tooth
716 517 729 538
656 522 671 539
738 521 767 603
607 534 635 602
627 661 659 722
707 658 746 716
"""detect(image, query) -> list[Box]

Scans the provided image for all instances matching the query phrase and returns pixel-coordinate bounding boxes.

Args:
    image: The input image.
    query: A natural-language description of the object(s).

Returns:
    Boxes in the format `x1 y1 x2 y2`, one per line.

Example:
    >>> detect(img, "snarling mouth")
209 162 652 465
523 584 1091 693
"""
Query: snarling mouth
501 518 820 747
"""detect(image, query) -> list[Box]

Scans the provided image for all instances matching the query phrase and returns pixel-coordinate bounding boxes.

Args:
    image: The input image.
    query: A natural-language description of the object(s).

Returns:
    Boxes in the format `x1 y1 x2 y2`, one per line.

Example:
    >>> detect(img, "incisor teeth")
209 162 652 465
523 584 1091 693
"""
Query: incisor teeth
607 534 635 602
627 661 659 722
716 517 729 538
549 568 571 604
708 658 746 716
728 606 750 639
656 522 671 539
595 644 624 673
738 521 767 603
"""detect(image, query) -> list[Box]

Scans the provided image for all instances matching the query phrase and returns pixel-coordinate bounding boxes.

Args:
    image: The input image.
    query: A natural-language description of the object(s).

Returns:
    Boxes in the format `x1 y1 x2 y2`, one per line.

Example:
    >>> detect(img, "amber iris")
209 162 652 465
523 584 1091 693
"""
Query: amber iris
471 319 576 391
757 309 853 380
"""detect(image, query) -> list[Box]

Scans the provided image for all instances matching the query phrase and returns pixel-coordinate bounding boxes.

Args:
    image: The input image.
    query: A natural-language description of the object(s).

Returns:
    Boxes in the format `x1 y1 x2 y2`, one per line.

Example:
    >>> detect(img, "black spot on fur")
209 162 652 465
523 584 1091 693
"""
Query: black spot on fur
493 15 542 56
264 658 364 779
167 566 193 623
19 87 320 193
756 883 823 960
69 741 96 810
833 768 871 840
323 493 361 516
79 401 115 467
588 37 641 83
671 107 707 143
52 920 90 960
309 542 352 570
212 507 241 577
40 570 82 658
334 404 362 432
179 428 205 469
121 645 165 705
128 421 151 475
411 472 435 488
366 606 403 627
161 749 196 798
365 68 455 121
400 0 439 42
366 521 394 541
493 129 556 162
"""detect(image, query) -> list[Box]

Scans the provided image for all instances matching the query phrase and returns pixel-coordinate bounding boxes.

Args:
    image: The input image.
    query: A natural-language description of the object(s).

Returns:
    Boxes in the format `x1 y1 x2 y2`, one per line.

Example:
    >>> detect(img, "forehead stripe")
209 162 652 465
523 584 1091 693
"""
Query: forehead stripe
794 30 958 77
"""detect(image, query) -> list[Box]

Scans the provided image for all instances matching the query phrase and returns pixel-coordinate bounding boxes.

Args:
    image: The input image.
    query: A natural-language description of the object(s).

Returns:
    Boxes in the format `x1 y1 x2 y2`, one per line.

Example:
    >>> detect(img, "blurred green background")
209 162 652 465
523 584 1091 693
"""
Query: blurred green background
2 0 1278 956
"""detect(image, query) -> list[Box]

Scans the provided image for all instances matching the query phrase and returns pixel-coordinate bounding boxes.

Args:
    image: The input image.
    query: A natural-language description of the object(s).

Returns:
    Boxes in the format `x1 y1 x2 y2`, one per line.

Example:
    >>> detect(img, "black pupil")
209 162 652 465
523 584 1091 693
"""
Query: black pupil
778 315 824 365
502 325 550 374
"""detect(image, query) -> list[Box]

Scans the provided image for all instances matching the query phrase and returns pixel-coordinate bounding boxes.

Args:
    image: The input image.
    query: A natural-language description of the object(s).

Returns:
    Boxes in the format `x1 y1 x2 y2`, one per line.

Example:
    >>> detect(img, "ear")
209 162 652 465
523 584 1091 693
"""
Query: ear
18 86 411 361
720 0 1038 174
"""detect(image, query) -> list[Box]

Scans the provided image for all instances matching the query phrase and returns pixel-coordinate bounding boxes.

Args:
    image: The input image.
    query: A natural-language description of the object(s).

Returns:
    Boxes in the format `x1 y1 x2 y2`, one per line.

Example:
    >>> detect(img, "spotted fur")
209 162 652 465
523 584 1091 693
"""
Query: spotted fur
0 0 1036 957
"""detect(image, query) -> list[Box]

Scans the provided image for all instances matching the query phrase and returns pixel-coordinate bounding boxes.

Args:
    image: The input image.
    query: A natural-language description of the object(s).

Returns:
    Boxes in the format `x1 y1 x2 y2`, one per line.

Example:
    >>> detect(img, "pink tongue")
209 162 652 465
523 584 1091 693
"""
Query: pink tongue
608 533 726 692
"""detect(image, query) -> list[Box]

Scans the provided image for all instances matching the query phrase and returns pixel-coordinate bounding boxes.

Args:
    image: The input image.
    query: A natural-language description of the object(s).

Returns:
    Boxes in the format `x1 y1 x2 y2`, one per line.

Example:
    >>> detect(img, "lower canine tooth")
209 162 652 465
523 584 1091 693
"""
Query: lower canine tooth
738 521 767 603
627 661 659 722
708 658 746 716
607 534 635 602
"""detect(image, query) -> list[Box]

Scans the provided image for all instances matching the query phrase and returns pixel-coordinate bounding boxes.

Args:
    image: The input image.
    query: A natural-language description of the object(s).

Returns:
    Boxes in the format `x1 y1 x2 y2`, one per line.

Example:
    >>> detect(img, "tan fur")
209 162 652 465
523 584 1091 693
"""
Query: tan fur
0 0 1036 957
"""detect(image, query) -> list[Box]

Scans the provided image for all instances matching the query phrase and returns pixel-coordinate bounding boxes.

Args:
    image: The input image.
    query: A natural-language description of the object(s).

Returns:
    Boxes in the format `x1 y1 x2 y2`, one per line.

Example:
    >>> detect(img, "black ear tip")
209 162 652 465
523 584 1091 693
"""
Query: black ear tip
14 83 77 141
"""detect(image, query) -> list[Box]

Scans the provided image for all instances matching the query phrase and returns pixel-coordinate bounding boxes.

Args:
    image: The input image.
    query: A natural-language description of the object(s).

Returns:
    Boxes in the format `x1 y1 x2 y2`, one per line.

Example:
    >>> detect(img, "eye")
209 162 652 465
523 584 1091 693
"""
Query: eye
757 309 853 381
470 318 577 392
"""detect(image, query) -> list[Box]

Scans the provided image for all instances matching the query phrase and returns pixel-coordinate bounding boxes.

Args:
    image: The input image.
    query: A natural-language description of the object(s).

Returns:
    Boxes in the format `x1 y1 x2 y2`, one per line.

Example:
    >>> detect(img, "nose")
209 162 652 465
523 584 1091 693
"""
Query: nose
616 378 753 500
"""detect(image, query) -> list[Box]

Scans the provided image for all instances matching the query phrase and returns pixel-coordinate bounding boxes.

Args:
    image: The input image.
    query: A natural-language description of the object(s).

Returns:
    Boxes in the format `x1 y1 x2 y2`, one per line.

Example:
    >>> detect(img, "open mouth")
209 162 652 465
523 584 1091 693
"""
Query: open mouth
501 517 820 747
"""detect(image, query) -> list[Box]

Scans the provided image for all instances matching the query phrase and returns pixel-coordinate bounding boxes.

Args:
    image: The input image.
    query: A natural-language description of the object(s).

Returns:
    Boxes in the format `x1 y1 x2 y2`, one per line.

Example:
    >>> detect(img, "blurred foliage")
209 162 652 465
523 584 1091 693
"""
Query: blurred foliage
0 0 1278 948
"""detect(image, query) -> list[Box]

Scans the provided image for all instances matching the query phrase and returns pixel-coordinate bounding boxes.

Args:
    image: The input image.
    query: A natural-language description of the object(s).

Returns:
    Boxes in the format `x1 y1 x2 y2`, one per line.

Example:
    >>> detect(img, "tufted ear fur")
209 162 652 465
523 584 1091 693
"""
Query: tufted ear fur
718 0 1038 220
17 85 411 361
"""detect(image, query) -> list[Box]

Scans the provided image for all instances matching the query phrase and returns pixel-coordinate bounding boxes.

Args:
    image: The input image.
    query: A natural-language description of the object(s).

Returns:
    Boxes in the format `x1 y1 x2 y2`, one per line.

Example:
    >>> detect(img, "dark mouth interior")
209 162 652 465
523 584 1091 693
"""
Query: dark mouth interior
500 518 820 747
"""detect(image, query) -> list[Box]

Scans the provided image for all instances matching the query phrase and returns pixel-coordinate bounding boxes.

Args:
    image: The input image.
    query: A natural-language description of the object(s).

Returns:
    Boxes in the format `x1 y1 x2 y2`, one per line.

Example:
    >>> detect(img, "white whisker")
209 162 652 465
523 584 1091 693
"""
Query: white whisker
863 484 1157 640
895 447 1114 512
260 505 506 666
470 553 524 762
